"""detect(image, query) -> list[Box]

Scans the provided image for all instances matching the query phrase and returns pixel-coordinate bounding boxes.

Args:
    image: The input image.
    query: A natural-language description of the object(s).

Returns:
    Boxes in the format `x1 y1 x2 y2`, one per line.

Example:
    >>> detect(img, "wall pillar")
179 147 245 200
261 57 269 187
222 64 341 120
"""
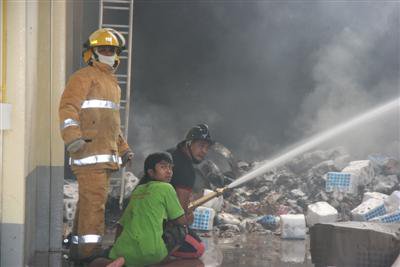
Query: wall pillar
1 1 27 266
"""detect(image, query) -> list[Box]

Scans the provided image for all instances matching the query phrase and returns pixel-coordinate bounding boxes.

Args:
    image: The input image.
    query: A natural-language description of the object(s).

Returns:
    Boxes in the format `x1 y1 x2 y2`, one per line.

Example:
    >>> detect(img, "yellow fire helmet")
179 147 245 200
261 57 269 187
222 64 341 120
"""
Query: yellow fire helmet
82 28 126 66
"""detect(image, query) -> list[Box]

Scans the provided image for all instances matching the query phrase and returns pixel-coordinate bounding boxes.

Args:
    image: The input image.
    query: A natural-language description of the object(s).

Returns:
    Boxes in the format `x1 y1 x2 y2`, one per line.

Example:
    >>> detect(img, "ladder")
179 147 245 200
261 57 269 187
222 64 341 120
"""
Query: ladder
99 0 134 209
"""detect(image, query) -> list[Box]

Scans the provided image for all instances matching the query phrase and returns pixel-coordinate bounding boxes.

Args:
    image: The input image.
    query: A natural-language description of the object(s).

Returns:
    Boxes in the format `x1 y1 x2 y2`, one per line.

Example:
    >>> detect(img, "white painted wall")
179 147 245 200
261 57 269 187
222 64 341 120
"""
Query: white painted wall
0 1 67 265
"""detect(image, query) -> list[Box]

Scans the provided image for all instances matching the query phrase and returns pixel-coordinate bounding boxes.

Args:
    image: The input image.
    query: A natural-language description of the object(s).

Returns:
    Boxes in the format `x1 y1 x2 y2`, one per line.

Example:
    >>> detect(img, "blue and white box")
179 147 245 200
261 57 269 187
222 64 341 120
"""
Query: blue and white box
351 198 387 221
190 206 216 231
257 215 279 226
326 172 358 194
370 210 400 223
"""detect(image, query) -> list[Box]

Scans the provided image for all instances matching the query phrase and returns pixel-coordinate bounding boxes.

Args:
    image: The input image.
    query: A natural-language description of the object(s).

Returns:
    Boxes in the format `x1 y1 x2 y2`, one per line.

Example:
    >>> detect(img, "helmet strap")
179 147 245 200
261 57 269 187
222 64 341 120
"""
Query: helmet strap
92 48 100 61
87 48 95 66
113 57 119 69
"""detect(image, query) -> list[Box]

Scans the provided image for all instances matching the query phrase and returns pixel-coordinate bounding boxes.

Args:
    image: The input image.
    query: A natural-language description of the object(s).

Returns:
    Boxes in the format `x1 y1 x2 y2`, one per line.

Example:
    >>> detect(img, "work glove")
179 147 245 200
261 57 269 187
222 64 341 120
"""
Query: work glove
66 138 86 153
121 150 134 167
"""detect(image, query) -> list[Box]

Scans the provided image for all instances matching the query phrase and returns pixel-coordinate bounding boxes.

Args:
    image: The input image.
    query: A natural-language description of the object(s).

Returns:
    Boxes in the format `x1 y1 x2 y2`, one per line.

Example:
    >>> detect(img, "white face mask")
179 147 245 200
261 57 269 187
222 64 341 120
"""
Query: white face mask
94 48 117 69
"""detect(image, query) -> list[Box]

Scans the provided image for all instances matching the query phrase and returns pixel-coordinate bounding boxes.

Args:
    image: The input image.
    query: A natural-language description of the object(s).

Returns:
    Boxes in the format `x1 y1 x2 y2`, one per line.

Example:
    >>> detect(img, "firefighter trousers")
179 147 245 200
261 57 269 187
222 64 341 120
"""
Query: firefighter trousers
70 169 110 260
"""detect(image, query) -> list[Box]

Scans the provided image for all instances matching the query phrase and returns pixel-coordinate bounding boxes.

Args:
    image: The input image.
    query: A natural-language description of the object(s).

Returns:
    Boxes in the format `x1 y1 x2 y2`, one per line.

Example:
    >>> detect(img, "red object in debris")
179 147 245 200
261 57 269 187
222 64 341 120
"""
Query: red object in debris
276 205 290 215
200 233 211 237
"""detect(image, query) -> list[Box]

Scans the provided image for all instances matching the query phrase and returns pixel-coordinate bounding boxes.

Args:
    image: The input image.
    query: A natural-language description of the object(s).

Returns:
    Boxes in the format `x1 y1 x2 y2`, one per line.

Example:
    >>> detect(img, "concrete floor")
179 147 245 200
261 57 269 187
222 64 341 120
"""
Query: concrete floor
202 232 314 267
32 231 314 267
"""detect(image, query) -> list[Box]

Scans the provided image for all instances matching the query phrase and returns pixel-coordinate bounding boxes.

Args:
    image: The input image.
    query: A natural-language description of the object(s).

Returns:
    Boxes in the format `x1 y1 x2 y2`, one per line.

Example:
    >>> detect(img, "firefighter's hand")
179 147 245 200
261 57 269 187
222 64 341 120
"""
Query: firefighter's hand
121 150 134 167
66 138 86 153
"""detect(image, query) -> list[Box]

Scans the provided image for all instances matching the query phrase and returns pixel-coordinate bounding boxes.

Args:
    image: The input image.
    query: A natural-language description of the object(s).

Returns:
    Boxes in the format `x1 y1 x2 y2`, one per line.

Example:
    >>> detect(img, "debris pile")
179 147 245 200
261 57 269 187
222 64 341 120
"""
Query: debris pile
63 180 78 237
108 171 140 199
62 146 400 243
62 171 139 237
202 148 400 238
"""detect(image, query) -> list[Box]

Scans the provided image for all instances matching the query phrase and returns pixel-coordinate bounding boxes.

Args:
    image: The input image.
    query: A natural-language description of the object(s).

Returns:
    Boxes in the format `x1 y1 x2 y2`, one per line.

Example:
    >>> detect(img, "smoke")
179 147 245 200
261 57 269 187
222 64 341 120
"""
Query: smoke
127 1 400 170
292 4 399 159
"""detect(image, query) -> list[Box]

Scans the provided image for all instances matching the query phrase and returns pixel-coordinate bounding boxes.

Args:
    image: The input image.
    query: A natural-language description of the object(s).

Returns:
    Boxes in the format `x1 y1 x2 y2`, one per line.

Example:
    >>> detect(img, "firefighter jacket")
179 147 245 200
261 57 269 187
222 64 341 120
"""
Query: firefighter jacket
59 61 130 171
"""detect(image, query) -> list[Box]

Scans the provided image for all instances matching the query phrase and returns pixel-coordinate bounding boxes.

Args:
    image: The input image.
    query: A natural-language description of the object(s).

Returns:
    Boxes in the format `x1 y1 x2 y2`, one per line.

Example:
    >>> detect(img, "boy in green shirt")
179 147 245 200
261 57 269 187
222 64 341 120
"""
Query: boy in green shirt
89 152 201 267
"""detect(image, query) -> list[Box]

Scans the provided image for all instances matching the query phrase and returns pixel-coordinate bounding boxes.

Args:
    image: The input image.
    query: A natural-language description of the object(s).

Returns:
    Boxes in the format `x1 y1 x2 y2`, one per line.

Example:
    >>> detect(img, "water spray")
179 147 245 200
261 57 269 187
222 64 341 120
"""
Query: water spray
189 97 400 209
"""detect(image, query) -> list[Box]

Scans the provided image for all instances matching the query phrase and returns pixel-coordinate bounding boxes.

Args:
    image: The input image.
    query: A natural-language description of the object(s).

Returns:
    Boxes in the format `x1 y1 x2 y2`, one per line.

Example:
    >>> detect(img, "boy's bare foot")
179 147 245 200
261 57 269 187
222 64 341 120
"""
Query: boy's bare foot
106 257 125 267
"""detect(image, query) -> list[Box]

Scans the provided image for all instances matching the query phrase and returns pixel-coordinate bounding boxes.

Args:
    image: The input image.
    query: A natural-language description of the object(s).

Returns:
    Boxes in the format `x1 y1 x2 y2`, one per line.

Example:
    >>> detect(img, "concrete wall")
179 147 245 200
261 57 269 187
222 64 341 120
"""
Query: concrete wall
0 1 66 266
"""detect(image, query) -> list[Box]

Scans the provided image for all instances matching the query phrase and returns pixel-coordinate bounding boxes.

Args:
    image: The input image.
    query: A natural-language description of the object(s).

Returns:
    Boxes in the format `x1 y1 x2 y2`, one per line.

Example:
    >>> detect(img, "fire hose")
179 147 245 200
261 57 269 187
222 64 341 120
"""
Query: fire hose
188 187 228 211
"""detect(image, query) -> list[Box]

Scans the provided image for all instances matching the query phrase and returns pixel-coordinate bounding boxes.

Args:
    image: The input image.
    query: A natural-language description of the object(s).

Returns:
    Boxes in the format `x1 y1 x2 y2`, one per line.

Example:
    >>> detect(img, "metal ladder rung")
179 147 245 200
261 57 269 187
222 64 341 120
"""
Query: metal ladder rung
100 0 133 209
104 6 130 10
103 0 131 3
102 23 130 28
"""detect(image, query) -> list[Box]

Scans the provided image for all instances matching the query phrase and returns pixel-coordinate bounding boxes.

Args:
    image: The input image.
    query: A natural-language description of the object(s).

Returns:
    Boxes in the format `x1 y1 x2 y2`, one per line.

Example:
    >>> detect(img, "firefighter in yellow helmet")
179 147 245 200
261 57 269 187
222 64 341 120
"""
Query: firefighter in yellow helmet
59 28 133 263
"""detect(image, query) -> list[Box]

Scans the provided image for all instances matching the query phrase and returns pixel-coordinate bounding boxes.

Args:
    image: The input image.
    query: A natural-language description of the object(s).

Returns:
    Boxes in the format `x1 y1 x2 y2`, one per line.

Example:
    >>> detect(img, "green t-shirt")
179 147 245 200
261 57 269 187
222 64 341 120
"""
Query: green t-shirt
109 181 184 267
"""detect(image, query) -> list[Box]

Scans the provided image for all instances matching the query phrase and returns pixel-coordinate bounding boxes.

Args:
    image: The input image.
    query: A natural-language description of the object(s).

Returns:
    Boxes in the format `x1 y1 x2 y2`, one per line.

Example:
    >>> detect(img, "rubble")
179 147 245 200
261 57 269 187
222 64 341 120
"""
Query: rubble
216 224 241 238
108 171 140 199
368 154 400 176
64 199 78 221
362 191 389 202
210 147 399 239
63 180 79 236
216 212 242 226
239 218 266 233
61 145 400 248
372 175 398 194
62 172 139 237
256 215 280 230
239 201 262 215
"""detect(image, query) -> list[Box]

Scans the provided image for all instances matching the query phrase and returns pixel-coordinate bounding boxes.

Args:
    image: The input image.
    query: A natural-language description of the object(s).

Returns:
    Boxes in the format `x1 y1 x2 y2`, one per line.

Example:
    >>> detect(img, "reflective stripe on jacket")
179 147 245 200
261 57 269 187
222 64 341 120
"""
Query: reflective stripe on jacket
59 61 130 171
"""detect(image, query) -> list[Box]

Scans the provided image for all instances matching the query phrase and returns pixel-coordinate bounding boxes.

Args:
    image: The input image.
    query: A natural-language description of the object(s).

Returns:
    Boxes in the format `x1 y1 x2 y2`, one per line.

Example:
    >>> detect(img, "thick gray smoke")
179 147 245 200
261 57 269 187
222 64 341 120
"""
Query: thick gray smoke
292 4 399 159
122 1 400 170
